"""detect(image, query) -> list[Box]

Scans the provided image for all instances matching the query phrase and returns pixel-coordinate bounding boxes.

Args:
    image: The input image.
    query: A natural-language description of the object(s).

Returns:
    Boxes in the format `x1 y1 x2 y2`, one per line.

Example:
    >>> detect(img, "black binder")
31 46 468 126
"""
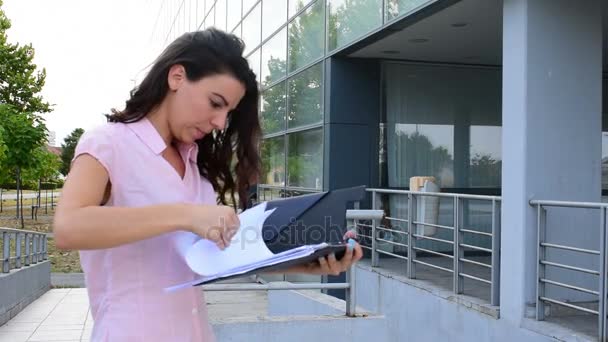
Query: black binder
189 185 367 286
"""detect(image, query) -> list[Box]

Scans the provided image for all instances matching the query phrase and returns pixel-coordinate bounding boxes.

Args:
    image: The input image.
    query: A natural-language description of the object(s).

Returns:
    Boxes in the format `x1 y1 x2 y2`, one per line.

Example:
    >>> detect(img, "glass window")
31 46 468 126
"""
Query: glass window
197 0 207 28
215 0 226 30
287 129 323 189
188 0 196 31
386 0 433 22
289 0 315 19
287 63 323 129
227 0 242 32
384 63 501 189
262 28 287 87
327 0 382 51
261 81 287 134
263 0 288 40
470 126 502 188
242 2 261 54
288 0 324 72
243 0 259 15
247 48 261 86
261 137 286 187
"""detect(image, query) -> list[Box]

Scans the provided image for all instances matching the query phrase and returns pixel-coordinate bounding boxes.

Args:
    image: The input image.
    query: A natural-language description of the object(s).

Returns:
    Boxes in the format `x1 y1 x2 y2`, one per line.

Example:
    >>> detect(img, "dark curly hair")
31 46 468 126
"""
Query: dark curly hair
106 28 261 210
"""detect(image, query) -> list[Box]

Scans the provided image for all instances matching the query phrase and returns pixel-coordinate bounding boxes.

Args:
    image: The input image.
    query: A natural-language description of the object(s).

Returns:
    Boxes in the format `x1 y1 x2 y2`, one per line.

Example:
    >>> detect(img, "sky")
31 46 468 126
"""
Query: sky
3 0 161 145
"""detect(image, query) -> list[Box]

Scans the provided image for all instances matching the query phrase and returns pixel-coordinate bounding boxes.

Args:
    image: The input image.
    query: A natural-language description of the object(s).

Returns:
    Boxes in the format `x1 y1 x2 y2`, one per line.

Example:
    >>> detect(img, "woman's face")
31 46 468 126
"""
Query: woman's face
165 65 246 144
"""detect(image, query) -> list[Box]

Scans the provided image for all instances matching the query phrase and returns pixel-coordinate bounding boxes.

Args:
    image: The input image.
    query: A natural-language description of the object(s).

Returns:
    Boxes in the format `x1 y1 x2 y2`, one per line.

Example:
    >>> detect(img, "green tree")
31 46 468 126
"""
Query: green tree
0 105 48 227
0 0 51 114
60 128 85 176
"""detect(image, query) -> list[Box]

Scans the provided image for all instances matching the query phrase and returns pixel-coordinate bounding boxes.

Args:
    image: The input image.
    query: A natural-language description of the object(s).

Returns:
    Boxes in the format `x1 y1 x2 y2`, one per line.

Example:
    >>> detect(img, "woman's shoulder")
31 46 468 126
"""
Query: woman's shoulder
81 121 127 141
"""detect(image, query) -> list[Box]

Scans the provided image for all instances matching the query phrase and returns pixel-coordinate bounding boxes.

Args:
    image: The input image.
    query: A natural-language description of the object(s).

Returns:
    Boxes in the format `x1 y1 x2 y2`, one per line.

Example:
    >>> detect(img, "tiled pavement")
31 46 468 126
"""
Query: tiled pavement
0 289 92 342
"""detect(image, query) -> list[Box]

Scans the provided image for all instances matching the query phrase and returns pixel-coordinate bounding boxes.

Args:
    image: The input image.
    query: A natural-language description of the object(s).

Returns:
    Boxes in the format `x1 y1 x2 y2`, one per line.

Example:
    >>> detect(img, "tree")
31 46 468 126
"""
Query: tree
60 128 85 176
0 0 52 114
0 105 48 227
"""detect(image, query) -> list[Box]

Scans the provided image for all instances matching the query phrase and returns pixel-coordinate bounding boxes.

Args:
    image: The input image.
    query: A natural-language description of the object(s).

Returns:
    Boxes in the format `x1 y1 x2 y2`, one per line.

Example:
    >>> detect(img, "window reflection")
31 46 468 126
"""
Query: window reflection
263 0 288 40
261 82 287 134
261 137 286 187
327 0 382 51
288 0 324 72
287 129 323 189
262 28 287 87
287 63 323 129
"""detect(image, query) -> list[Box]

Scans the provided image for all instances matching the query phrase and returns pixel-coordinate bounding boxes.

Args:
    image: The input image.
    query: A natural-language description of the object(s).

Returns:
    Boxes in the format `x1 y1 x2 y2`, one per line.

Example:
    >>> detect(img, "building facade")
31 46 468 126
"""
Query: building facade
147 0 608 341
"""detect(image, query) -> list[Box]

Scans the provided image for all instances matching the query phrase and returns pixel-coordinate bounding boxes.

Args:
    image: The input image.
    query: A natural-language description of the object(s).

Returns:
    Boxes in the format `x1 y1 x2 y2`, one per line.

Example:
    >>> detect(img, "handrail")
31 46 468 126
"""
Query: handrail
1 227 48 273
530 199 607 341
361 188 501 306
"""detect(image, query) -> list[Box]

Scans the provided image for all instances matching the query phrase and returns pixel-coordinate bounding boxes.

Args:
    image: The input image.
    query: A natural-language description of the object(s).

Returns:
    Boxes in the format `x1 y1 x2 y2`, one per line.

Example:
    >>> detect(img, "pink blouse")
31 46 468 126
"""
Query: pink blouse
74 117 216 341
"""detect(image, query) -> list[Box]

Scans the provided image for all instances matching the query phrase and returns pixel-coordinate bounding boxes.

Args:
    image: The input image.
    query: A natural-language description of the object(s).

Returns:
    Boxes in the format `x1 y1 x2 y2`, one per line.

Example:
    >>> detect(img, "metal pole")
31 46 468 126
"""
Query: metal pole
346 264 357 317
536 205 547 320
42 235 48 260
600 207 607 341
454 197 463 294
407 193 416 279
15 233 21 269
2 232 9 273
371 191 379 267
491 199 501 306
25 233 30 266
32 235 38 264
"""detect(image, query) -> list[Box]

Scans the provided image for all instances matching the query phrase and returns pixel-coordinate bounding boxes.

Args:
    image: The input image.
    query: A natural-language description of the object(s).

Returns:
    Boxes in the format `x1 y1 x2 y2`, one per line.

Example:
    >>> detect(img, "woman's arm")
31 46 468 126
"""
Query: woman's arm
53 154 238 250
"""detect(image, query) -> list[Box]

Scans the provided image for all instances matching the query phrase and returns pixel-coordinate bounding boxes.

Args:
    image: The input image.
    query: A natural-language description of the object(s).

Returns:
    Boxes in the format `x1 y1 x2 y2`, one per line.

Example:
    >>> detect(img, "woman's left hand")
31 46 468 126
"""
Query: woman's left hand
290 231 363 276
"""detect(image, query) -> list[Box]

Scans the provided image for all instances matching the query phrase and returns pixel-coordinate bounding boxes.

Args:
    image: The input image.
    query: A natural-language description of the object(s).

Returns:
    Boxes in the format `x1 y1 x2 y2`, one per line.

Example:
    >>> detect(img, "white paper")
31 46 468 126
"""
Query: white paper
184 202 277 276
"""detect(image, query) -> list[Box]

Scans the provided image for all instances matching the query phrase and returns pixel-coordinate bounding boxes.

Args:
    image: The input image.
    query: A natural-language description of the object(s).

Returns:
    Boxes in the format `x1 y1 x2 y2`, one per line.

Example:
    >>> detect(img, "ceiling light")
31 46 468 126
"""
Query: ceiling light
382 50 400 55
451 22 468 28
408 38 429 43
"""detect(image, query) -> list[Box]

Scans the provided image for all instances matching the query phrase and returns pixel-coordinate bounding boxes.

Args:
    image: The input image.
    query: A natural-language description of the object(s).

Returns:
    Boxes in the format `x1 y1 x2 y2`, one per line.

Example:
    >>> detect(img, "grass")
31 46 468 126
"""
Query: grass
0 207 81 273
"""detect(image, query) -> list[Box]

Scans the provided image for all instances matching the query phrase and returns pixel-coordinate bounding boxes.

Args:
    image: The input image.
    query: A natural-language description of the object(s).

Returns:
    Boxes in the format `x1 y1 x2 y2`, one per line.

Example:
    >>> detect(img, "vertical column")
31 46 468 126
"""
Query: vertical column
501 0 602 324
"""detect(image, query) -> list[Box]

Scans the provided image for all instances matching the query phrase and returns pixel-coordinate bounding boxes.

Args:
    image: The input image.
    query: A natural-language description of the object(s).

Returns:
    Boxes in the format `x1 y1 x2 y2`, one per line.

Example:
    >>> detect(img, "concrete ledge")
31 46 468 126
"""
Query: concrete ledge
212 314 388 341
267 282 370 317
0 261 51 326
356 261 500 319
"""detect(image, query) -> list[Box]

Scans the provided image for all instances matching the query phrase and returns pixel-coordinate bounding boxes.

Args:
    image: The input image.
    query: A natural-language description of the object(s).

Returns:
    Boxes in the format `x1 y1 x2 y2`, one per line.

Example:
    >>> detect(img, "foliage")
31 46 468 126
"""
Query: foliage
0 0 52 114
60 128 85 176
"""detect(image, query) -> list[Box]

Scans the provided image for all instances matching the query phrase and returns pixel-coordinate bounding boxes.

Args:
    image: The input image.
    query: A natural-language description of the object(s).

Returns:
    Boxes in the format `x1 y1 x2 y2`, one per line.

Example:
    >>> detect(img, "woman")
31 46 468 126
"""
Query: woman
53 28 362 342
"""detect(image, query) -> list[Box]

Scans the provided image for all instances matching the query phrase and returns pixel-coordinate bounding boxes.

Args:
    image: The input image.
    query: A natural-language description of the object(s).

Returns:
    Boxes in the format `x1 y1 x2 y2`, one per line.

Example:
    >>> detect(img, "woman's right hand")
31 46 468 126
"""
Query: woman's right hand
188 205 240 250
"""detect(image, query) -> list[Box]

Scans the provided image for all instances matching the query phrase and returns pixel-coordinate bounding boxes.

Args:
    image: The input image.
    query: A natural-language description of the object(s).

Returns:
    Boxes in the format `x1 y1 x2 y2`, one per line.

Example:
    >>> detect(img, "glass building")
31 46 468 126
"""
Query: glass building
147 0 504 202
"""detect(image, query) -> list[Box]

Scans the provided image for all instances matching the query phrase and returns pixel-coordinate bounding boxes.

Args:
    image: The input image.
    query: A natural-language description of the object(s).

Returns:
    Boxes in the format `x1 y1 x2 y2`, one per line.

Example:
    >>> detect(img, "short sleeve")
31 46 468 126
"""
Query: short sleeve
72 124 115 176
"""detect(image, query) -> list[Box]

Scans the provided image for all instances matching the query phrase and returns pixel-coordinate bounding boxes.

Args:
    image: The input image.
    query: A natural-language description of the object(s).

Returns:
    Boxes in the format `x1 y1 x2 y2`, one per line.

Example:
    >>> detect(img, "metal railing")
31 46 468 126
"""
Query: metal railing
360 188 501 306
1 227 48 273
530 200 607 341
256 184 322 202
201 209 384 317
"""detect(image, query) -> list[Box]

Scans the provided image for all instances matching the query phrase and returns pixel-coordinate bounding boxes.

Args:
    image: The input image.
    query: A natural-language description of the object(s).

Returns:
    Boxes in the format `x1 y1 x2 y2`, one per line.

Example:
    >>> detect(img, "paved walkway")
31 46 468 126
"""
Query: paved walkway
0 289 91 342
0 278 269 342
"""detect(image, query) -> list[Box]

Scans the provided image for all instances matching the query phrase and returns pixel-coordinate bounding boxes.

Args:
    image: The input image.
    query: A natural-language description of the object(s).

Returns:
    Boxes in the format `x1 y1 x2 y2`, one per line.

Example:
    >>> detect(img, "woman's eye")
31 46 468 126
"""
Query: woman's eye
210 100 222 109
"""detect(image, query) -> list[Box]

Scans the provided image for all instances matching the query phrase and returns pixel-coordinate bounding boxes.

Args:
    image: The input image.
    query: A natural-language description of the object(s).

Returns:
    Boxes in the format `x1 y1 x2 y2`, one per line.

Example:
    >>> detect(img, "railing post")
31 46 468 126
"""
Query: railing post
599 207 607 341
371 191 379 267
25 233 30 266
32 234 38 264
15 232 22 269
2 231 9 273
345 214 356 317
346 264 356 317
407 193 416 279
536 204 547 320
42 235 48 260
454 197 464 294
491 199 501 306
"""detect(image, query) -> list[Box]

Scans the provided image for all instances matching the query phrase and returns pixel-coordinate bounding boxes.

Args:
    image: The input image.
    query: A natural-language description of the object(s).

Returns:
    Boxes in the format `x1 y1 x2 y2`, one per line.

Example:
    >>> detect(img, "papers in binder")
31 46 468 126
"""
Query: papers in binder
166 201 337 292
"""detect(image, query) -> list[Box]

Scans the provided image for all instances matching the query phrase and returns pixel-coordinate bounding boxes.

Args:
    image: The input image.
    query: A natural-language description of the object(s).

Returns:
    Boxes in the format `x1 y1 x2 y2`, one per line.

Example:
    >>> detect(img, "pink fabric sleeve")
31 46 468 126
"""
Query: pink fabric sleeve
72 125 115 176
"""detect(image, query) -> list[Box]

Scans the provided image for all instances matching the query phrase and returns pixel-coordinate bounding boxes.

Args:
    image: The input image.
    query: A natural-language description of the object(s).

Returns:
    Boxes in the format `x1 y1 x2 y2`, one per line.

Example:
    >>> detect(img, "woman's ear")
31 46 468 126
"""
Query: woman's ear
167 64 186 91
